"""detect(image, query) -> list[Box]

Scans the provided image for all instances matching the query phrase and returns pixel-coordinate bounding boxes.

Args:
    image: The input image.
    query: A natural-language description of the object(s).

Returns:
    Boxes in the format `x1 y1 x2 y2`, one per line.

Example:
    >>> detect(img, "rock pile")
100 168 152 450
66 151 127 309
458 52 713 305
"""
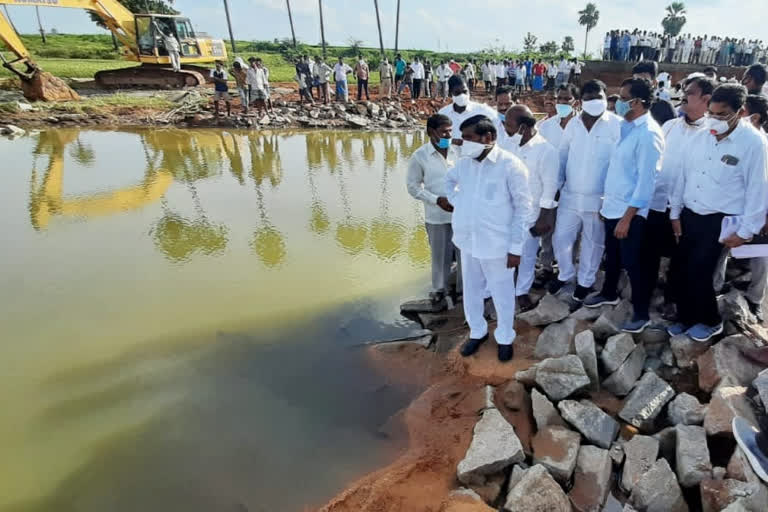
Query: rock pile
402 264 768 511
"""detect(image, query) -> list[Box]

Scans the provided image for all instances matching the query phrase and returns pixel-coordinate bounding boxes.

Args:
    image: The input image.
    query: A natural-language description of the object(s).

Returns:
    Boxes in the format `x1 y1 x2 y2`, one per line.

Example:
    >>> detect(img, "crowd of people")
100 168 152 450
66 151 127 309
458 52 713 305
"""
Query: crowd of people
603 29 767 67
406 60 768 368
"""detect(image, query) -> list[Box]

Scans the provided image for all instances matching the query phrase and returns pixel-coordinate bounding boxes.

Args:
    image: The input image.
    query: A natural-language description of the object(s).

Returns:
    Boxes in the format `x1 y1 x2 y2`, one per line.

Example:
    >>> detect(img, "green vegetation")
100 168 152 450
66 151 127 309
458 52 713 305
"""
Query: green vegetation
0 92 177 114
1 33 576 83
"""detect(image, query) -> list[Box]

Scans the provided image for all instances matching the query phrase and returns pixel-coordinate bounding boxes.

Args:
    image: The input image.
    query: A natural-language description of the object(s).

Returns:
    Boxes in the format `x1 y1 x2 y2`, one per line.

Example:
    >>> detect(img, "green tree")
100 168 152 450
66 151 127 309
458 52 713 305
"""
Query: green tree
540 41 558 55
561 36 575 54
523 32 538 53
88 1 178 29
577 2 600 58
661 2 687 37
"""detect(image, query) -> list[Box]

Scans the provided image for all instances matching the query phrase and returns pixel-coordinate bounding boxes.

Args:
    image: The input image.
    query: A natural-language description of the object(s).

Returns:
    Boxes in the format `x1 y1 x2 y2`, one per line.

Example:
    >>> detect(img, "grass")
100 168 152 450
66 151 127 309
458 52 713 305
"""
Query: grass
0 58 139 79
0 93 178 114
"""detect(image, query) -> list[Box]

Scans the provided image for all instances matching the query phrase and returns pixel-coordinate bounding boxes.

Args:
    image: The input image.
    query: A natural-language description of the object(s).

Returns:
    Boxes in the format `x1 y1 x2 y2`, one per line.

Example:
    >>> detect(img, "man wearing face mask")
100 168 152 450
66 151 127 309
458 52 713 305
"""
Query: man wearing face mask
713 94 768 323
538 84 580 149
446 115 533 362
668 84 768 342
648 75 714 320
495 86 514 133
438 75 499 143
406 114 460 306
584 78 665 334
742 64 767 96
499 105 559 312
550 80 621 302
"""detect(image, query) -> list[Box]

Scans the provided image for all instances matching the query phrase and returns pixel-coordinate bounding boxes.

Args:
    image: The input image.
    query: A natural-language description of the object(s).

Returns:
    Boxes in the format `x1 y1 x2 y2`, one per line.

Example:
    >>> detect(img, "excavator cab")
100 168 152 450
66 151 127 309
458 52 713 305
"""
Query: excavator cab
135 15 201 58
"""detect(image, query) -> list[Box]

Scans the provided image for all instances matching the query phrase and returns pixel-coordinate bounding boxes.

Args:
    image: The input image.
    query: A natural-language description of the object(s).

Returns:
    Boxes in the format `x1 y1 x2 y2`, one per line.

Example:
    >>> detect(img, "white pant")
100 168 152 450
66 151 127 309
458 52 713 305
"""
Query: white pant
169 50 181 72
552 207 605 288
461 250 516 345
516 231 540 296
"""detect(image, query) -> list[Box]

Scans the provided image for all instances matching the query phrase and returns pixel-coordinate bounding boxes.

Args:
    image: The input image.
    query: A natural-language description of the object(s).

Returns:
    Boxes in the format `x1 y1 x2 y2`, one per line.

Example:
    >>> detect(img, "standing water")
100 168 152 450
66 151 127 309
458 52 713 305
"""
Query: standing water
0 128 432 511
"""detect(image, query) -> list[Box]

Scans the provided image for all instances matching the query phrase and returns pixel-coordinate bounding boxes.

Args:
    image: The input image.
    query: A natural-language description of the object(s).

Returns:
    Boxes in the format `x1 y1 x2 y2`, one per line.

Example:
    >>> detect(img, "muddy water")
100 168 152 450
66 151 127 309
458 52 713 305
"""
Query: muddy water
0 128 433 512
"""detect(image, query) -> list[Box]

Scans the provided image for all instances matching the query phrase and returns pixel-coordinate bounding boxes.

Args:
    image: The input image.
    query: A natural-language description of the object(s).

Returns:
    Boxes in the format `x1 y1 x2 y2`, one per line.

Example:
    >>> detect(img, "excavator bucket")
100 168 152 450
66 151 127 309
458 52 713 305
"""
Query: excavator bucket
20 69 80 102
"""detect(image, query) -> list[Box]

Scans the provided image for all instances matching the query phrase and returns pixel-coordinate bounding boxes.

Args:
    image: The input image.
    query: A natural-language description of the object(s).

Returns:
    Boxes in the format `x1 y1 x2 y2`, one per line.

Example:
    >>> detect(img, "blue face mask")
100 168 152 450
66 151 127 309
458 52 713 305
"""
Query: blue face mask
498 112 506 123
615 99 632 117
437 137 451 149
555 104 573 118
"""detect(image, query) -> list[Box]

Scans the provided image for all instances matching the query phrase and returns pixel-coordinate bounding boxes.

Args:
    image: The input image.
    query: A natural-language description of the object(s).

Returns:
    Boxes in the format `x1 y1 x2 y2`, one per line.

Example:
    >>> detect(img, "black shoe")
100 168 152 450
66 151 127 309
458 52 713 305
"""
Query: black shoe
716 283 733 298
518 294 536 312
498 344 514 362
572 285 592 302
747 299 765 324
548 278 566 295
460 334 488 357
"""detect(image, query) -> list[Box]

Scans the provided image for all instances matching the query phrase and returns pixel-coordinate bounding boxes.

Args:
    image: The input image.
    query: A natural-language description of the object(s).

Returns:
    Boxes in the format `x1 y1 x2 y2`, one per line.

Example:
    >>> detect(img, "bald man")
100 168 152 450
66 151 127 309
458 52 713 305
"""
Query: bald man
498 105 559 311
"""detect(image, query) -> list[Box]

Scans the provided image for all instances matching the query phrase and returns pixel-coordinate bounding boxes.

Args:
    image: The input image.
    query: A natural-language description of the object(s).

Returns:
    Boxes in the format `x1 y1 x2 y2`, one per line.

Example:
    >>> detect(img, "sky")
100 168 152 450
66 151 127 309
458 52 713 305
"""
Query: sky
3 0 767 55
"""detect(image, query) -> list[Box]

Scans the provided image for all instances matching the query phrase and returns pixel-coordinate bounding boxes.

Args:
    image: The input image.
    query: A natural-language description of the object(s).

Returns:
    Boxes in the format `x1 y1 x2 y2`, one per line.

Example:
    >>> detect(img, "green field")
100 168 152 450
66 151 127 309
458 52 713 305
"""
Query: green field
1 33 571 83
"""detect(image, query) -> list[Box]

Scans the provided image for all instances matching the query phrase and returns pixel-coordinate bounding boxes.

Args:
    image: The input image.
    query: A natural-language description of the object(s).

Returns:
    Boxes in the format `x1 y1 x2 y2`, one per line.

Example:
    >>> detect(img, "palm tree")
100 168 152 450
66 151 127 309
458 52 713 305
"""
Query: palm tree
373 0 385 56
285 0 297 48
662 2 687 37
318 0 327 59
394 0 401 54
578 3 600 58
35 6 46 44
222 0 236 54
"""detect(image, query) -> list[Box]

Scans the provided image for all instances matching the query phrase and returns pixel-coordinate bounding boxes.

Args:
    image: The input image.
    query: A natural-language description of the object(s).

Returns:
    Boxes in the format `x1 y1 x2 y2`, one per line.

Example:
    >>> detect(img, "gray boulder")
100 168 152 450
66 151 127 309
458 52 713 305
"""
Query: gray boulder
558 399 619 449
504 464 570 512
621 435 660 493
531 426 580 483
531 388 566 429
575 329 599 391
697 335 763 392
602 344 647 396
630 458 690 512
518 293 570 326
534 318 578 359
670 333 712 369
601 333 636 373
534 355 591 401
668 392 706 425
619 371 676 429
569 445 613 512
676 425 712 487
704 386 758 437
457 408 525 485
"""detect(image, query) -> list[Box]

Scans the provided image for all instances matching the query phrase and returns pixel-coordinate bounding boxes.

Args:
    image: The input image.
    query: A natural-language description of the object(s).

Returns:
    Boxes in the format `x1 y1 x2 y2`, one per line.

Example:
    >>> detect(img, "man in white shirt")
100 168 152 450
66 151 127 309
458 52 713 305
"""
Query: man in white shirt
438 75 499 141
247 57 269 115
465 60 476 91
411 57 426 99
154 21 181 72
436 60 453 99
556 57 570 88
668 84 768 342
446 115 533 362
550 79 622 301
406 114 460 305
496 61 507 87
647 75 714 320
333 57 352 102
482 60 494 93
500 105 559 311
495 86 514 132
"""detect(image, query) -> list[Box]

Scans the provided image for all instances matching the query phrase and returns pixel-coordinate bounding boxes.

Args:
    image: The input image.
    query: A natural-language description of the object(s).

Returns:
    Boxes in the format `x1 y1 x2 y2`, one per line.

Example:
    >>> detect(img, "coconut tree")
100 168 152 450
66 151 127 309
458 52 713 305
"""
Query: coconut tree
373 0 385 56
318 0 327 59
35 7 46 44
578 3 600 58
661 2 687 37
222 0 237 54
394 0 401 54
285 0 297 48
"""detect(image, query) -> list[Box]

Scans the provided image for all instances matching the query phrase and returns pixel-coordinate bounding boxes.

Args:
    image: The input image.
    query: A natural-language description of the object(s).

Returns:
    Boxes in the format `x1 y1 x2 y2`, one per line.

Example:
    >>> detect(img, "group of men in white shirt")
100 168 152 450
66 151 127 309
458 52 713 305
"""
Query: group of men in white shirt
407 66 768 362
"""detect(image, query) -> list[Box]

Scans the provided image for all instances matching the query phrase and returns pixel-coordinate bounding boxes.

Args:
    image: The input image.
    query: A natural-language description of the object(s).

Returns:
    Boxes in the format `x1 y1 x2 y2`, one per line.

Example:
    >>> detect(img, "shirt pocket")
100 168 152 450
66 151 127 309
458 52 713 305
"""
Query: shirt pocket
709 159 743 187
484 181 504 203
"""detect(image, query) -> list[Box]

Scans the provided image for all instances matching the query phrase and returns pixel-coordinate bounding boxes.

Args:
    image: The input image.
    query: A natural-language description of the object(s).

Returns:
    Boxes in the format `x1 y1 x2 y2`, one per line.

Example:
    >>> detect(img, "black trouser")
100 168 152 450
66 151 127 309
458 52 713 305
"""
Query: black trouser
645 209 679 304
602 216 650 320
412 78 422 99
357 79 369 100
677 208 725 328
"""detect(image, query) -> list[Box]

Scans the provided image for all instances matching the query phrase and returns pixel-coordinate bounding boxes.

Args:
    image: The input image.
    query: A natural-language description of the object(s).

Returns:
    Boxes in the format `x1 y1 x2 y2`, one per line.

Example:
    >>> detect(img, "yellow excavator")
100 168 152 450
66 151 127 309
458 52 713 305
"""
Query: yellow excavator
0 0 227 101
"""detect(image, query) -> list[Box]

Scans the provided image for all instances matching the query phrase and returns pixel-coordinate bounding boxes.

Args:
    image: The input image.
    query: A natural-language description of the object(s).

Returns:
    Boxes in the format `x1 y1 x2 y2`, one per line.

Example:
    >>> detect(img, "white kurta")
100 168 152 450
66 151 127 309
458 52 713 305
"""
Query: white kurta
446 145 533 344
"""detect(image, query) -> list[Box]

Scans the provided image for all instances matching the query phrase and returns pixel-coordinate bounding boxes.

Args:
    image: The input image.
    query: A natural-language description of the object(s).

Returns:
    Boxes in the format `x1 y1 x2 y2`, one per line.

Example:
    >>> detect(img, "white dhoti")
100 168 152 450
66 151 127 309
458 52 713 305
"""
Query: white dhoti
552 207 605 288
425 222 457 293
169 50 181 71
461 250 517 345
516 230 540 296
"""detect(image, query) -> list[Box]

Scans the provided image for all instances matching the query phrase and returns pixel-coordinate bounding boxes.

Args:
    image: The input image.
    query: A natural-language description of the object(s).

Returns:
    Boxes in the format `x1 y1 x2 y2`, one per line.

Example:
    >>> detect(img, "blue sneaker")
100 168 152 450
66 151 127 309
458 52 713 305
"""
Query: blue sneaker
666 323 687 336
686 323 724 343
622 318 651 334
583 294 620 308
733 417 768 484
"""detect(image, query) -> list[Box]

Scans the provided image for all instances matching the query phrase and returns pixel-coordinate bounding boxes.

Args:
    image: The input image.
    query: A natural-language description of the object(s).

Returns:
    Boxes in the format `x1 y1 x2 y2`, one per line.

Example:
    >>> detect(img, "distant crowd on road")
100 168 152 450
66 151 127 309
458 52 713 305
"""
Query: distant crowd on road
603 29 767 67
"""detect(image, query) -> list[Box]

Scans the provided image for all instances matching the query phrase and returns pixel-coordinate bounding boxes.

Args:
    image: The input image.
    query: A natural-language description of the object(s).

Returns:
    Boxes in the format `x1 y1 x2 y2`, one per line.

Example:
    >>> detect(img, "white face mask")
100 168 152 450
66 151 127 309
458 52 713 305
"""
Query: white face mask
705 115 735 135
582 98 608 117
453 93 470 107
507 132 523 146
460 140 491 158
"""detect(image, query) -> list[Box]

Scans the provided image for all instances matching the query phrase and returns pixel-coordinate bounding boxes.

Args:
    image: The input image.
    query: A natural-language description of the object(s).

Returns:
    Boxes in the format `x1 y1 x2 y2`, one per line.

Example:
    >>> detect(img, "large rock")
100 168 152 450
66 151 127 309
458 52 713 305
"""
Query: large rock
719 289 757 325
468 473 506 505
653 426 677 468
570 303 611 321
400 298 445 314
534 355 591 401
601 333 636 373
0 124 25 137
558 399 619 449
457 408 525 485
697 335 763 392
619 371 675 429
676 425 712 487
574 330 599 391
20 71 80 102
700 479 764 512
630 458 690 512
670 334 712 369
531 426 580 483
753 369 768 415
534 318 578 359
518 293 570 326
704 386 758 437
504 464 570 512
569 445 612 512
591 300 633 340
621 435 660 493
531 388 566 429
515 364 538 385
668 392 706 426
602 344 647 396
727 448 768 509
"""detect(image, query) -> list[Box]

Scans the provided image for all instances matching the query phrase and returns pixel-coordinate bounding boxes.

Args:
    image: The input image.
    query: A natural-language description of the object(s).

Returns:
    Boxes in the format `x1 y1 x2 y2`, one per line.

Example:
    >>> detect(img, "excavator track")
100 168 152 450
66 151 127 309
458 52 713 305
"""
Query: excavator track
95 64 206 89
